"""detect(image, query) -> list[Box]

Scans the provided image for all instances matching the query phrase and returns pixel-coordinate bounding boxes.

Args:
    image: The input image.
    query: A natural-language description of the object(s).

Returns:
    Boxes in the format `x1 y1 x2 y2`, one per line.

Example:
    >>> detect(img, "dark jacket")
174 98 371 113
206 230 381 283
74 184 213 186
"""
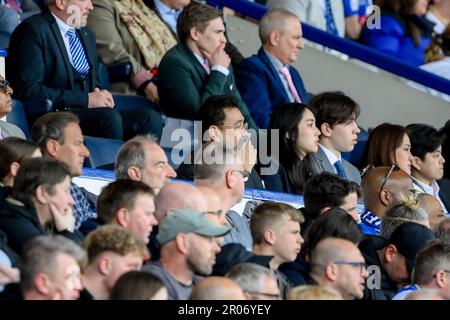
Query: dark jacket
437 179 450 213
7 9 101 110
0 230 20 267
358 235 398 300
279 256 311 286
0 198 83 255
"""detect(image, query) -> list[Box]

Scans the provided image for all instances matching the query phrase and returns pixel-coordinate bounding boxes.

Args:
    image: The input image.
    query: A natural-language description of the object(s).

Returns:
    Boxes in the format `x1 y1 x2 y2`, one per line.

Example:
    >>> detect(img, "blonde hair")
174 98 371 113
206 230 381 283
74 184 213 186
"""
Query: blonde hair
287 285 343 300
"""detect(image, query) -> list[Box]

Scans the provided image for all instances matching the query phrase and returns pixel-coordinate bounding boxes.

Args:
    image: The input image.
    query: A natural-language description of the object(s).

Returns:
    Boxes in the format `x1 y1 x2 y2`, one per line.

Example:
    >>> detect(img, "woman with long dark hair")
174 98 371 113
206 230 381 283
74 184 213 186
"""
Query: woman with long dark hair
262 103 320 194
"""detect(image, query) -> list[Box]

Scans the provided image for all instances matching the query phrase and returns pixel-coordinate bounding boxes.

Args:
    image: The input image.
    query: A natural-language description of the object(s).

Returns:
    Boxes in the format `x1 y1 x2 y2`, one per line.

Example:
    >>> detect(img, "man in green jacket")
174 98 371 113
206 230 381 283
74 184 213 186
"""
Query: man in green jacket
157 2 258 130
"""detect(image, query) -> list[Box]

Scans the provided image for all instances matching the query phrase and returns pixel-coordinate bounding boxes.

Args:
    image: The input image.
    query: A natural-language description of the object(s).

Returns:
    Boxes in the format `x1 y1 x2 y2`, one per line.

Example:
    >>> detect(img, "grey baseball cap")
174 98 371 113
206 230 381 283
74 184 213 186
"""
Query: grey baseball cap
157 208 231 246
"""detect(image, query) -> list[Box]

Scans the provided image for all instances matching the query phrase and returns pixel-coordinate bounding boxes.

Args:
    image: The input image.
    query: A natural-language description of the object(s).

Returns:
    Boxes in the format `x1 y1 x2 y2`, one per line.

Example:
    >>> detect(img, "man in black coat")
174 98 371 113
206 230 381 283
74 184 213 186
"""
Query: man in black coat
7 0 162 140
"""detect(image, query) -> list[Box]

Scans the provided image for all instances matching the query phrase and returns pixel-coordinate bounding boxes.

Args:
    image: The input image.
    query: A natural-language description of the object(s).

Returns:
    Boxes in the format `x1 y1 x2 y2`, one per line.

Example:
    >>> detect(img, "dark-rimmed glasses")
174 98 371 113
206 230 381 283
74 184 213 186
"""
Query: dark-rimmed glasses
218 122 248 131
230 169 250 182
334 261 366 273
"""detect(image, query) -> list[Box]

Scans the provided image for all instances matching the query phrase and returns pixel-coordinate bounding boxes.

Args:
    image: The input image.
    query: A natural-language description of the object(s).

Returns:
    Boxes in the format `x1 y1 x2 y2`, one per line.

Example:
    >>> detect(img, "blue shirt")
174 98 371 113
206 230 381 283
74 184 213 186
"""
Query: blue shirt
360 210 381 235
153 0 182 35
343 0 372 18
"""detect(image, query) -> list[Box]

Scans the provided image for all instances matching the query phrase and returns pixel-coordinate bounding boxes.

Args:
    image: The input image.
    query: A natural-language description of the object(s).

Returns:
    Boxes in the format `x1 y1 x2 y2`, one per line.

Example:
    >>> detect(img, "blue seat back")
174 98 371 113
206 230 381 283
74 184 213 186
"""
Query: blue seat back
6 100 30 138
83 136 124 170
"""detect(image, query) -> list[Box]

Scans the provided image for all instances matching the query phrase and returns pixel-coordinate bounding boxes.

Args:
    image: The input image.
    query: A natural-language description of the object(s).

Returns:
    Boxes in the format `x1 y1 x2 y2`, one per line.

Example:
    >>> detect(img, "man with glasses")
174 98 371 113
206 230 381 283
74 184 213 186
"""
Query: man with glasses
309 237 368 300
177 95 262 189
393 240 450 300
0 76 25 139
360 165 415 235
195 142 252 251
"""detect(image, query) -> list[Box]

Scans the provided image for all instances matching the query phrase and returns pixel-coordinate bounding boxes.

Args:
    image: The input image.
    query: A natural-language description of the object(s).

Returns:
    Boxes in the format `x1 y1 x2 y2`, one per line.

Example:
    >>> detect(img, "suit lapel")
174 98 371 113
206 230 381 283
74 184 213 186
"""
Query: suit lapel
316 147 335 173
258 49 290 101
180 43 209 81
46 11 74 85
78 28 95 87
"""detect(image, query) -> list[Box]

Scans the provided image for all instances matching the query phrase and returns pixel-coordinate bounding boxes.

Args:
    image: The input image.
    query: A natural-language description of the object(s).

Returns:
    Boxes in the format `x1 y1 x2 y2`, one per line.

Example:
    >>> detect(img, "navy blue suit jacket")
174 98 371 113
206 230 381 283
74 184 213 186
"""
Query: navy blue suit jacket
236 48 310 129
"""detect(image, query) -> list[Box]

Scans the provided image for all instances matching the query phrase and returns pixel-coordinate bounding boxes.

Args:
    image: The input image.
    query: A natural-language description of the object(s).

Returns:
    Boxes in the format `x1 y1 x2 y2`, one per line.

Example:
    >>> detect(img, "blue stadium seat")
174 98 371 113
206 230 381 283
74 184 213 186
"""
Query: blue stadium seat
83 135 124 170
6 99 30 138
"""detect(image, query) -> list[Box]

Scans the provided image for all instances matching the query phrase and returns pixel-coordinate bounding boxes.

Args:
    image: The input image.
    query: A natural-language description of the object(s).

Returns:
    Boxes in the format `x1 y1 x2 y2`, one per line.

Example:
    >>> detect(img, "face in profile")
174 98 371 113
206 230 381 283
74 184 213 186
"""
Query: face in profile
394 134 413 175
272 216 304 264
193 17 227 56
275 16 304 65
326 115 361 153
186 234 221 276
141 143 177 194
296 108 320 159
334 247 368 300
126 193 158 244
65 0 94 28
0 75 13 117
48 253 83 300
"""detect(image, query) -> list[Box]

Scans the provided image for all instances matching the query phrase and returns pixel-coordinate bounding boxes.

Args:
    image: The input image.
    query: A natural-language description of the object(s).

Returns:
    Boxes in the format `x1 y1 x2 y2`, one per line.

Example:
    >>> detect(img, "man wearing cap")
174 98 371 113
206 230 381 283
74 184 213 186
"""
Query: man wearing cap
358 222 435 300
142 208 230 300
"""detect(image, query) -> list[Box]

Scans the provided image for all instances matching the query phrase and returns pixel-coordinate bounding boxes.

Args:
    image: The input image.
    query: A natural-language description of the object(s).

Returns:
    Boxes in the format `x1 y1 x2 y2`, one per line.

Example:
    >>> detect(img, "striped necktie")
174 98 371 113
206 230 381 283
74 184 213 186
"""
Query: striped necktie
66 29 90 78
324 0 338 36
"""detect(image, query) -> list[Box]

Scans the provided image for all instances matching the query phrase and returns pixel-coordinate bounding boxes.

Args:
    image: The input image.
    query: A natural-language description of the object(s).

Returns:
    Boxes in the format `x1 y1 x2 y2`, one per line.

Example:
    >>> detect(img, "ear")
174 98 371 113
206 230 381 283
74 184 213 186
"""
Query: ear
34 273 51 295
46 139 60 158
208 126 221 142
268 30 280 46
190 26 201 41
379 189 391 206
385 244 397 263
115 208 130 228
411 156 422 171
325 264 338 281
263 229 276 245
127 167 142 182
98 256 111 276
435 270 448 288
225 170 235 189
175 233 189 255
9 162 20 177
53 0 66 10
320 123 332 138
35 185 49 204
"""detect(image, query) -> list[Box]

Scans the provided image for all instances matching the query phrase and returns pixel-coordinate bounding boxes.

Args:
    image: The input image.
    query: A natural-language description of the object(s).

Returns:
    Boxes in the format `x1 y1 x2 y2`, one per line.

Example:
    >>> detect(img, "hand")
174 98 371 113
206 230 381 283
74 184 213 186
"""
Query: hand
0 263 20 285
202 43 230 69
240 139 257 173
144 82 159 104
88 88 115 108
49 203 75 233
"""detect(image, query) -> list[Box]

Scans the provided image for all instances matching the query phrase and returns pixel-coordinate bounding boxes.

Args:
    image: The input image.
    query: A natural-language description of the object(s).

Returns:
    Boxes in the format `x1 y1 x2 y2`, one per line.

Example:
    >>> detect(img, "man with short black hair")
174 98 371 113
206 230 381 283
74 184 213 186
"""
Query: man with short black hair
407 123 450 213
308 91 362 184
302 172 362 233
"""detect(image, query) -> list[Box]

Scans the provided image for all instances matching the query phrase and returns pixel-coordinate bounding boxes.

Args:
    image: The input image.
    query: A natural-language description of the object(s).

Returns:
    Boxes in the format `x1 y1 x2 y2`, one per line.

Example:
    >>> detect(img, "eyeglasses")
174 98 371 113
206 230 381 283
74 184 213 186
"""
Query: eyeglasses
334 261 366 273
218 122 248 131
230 169 250 182
379 164 400 193
433 270 450 278
245 291 281 300
0 79 10 93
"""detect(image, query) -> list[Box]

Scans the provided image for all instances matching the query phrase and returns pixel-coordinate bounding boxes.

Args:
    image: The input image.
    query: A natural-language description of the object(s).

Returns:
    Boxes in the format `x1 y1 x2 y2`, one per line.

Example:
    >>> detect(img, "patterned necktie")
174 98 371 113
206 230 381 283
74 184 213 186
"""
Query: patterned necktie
324 0 338 36
280 66 301 103
66 29 90 78
6 0 20 13
334 160 347 179
202 59 210 74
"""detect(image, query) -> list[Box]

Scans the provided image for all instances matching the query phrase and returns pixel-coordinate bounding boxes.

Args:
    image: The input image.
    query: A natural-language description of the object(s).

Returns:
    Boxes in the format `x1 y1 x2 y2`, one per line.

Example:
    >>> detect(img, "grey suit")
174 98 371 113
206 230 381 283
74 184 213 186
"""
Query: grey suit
310 147 361 184
0 120 25 139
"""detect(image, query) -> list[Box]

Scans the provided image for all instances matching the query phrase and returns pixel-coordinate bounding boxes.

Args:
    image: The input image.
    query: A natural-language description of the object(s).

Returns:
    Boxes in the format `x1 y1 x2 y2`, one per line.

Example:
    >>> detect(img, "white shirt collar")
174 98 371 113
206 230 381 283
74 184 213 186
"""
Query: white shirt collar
51 12 74 36
319 144 341 165
154 0 180 15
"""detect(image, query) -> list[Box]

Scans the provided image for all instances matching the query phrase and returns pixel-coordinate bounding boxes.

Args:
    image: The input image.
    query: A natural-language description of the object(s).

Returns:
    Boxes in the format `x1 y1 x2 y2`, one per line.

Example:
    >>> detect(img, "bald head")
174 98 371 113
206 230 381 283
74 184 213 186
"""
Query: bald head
310 238 360 270
361 166 413 217
154 182 207 222
189 276 246 300
418 194 446 231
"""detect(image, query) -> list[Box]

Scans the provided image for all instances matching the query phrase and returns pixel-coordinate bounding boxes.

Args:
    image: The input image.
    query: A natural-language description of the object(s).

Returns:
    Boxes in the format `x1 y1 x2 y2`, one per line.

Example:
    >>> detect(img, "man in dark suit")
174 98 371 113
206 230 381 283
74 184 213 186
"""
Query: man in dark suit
236 8 310 129
7 0 162 140
157 2 257 129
